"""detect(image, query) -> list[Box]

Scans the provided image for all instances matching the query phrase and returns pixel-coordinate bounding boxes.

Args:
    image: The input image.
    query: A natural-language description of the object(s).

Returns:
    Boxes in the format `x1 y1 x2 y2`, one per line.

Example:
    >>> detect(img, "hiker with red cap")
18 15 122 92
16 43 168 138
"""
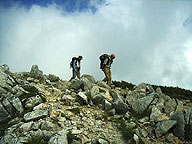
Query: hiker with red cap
99 53 116 86
70 55 83 81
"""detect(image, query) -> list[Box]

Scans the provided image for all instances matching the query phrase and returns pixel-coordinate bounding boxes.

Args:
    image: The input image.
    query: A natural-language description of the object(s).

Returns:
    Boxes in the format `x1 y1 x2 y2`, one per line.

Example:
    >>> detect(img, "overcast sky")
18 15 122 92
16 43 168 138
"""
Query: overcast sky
0 0 192 90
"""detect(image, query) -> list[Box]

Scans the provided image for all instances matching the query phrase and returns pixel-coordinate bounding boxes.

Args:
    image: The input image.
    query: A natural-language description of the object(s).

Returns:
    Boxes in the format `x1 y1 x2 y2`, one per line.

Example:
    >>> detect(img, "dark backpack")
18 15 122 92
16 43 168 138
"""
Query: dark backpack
70 57 76 68
99 54 109 68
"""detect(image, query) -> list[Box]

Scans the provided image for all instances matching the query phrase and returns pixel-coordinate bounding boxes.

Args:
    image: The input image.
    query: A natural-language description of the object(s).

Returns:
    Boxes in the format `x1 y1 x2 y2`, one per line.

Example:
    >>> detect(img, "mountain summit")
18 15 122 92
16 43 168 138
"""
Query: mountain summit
0 64 192 144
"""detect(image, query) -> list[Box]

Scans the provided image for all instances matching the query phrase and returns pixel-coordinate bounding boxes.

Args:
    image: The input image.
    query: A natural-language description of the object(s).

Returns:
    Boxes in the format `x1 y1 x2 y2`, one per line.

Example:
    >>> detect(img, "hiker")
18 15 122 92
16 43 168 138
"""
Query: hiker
70 55 83 81
99 53 115 86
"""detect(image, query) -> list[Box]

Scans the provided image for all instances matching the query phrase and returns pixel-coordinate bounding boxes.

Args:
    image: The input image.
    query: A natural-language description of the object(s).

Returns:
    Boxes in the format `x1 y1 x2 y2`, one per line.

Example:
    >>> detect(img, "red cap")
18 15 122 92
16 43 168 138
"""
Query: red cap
111 53 115 59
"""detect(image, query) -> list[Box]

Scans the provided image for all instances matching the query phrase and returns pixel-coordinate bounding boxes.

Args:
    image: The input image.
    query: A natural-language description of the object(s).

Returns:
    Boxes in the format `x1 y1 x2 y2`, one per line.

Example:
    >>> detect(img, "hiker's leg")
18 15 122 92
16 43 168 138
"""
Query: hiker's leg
102 68 107 82
70 70 76 81
105 68 111 86
77 71 80 79
108 69 112 86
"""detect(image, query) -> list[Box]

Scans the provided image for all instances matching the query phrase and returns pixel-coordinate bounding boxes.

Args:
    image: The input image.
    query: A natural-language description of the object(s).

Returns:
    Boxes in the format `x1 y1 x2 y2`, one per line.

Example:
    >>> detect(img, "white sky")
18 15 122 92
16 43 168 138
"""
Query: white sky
1 0 192 90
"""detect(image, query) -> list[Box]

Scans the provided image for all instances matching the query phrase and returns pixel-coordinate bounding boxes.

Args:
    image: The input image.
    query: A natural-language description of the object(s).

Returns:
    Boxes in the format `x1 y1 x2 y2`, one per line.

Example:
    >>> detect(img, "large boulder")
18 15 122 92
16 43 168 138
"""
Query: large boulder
171 111 185 140
24 110 48 122
48 74 60 82
48 129 68 144
71 79 84 90
130 94 155 115
0 71 15 92
0 103 11 123
114 99 130 114
30 65 45 81
155 120 177 138
81 74 95 83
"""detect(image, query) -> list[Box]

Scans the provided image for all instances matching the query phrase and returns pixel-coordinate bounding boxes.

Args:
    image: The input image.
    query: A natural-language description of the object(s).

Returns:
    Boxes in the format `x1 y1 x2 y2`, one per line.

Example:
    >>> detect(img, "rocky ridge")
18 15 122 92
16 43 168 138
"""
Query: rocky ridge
0 64 192 144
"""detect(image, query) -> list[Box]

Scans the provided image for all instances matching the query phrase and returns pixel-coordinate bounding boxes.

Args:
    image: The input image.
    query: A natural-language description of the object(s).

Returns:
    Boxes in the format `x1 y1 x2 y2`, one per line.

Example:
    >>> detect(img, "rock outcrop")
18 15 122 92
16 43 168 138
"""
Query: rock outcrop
0 64 192 144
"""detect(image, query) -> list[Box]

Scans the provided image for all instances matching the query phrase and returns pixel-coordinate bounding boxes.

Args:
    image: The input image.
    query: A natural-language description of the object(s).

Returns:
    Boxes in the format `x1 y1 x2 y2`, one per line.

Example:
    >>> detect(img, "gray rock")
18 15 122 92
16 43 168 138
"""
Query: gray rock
81 74 95 83
184 109 191 125
150 105 164 122
175 99 183 112
135 83 154 94
61 95 75 106
185 110 192 141
25 95 43 108
166 133 174 143
71 79 84 90
133 134 139 144
48 129 68 144
92 93 106 105
30 65 44 80
131 94 155 115
77 92 88 105
0 103 11 123
1 97 16 117
126 91 142 105
113 99 130 114
155 120 177 138
81 77 93 90
0 71 14 91
164 98 177 115
24 110 48 122
8 96 24 114
48 74 60 82
104 100 113 111
171 111 185 140
97 81 111 90
41 121 56 131
0 133 18 144
90 86 100 97
19 121 34 133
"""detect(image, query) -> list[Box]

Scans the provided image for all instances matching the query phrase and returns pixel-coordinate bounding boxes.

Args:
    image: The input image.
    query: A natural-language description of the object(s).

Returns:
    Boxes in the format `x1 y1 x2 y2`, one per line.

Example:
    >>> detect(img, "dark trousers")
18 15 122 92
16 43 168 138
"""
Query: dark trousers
70 70 80 81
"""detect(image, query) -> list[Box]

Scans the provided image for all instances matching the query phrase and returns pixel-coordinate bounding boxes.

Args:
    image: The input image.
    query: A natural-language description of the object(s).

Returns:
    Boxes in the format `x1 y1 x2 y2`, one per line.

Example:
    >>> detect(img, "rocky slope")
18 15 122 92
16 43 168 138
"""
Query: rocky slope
0 64 192 144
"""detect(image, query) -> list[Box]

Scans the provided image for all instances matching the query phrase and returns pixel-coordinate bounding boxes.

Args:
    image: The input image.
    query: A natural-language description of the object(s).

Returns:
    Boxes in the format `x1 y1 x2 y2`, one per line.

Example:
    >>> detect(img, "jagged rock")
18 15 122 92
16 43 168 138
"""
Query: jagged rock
92 93 106 105
61 95 75 106
0 133 18 144
30 65 44 80
113 99 130 114
133 134 139 144
171 111 185 140
131 94 155 115
126 91 142 105
48 129 68 144
81 74 95 83
0 64 9 73
25 95 43 108
8 94 24 114
185 109 192 141
24 110 48 122
97 81 111 90
81 77 93 90
90 86 100 97
164 98 177 115
155 97 165 111
77 92 88 105
0 103 11 123
48 74 60 82
104 100 113 111
184 109 191 125
150 105 164 122
166 133 174 143
135 83 155 95
19 121 34 132
0 71 15 92
175 99 183 111
155 120 177 138
71 79 84 90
